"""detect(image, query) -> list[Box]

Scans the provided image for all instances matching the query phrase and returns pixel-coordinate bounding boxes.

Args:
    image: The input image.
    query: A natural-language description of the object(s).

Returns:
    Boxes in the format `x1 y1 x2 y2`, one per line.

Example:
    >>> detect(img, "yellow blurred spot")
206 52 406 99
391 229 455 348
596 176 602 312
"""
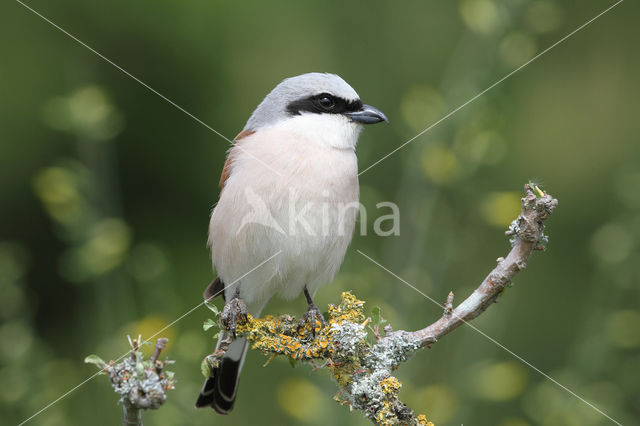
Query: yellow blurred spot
87 219 131 258
460 0 503 35
455 129 507 165
412 384 458 424
471 361 528 401
481 192 521 227
75 219 131 276
500 32 537 68
420 143 460 184
401 86 445 132
525 1 563 34
607 310 640 348
68 87 111 127
277 378 324 422
33 167 82 223
590 223 633 264
133 316 174 354
43 86 124 141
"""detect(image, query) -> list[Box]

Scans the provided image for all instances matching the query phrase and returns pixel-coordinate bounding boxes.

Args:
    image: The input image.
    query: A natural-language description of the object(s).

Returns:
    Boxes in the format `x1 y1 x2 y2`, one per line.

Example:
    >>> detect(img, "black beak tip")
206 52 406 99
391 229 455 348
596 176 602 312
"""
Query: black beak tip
347 104 389 125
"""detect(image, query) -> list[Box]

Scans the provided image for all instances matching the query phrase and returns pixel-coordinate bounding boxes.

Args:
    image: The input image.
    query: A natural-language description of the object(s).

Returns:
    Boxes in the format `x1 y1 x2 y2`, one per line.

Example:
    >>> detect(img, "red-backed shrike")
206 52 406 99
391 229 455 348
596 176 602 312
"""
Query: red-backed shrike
196 73 387 413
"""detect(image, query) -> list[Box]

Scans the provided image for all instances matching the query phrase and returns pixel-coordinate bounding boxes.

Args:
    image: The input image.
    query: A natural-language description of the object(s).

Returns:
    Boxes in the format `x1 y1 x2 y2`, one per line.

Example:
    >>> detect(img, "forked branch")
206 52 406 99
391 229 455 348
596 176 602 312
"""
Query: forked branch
203 184 558 425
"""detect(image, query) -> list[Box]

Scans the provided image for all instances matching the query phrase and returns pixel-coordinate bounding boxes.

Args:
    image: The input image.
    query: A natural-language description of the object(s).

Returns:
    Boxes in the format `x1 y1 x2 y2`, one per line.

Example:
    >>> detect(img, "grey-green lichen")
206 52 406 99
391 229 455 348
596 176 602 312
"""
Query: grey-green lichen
363 331 421 370
507 183 553 249
85 337 175 410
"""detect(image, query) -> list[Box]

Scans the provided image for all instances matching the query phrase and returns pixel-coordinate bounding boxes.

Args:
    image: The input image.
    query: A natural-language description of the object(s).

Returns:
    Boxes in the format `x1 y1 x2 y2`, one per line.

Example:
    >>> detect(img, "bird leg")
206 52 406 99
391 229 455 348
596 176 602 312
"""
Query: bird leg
221 287 247 337
298 286 326 335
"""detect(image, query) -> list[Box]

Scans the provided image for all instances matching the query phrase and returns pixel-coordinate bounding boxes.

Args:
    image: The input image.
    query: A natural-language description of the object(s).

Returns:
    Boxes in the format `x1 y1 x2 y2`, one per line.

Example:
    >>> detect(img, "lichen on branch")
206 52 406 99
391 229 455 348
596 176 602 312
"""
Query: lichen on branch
234 292 433 425
202 184 557 425
86 336 175 426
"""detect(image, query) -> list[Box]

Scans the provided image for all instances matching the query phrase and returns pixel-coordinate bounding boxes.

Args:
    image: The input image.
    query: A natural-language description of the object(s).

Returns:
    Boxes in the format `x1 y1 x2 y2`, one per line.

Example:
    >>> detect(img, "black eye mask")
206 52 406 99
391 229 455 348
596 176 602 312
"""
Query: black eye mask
286 93 363 116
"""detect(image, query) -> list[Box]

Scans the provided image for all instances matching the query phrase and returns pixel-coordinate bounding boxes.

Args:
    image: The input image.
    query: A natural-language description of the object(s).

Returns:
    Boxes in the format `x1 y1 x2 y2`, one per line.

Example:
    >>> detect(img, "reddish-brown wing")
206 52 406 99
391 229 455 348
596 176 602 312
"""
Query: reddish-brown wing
219 130 255 190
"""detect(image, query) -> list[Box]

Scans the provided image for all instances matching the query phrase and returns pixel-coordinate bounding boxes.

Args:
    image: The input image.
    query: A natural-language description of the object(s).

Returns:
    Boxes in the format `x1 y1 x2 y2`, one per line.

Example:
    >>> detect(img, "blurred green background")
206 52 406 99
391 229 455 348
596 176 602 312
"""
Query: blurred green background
1 0 638 425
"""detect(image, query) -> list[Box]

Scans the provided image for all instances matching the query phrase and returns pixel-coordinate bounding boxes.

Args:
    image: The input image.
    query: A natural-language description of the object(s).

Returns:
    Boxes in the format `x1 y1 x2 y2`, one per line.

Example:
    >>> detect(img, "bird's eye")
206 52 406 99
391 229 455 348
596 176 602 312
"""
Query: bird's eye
318 95 335 110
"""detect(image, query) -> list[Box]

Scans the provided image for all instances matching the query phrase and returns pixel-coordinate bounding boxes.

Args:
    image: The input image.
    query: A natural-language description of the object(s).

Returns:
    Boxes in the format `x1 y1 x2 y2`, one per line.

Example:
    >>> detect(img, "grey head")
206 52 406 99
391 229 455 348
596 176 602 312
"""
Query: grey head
244 73 388 132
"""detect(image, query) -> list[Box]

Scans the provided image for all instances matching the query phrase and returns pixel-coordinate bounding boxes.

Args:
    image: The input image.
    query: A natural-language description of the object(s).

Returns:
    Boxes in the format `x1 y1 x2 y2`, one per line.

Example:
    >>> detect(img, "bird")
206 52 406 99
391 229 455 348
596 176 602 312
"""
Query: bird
195 72 388 414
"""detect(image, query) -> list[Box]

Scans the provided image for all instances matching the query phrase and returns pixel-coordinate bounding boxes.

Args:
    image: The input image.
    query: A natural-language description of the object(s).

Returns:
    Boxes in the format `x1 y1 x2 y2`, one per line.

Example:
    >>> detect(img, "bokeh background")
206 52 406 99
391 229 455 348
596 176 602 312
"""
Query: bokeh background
1 0 639 425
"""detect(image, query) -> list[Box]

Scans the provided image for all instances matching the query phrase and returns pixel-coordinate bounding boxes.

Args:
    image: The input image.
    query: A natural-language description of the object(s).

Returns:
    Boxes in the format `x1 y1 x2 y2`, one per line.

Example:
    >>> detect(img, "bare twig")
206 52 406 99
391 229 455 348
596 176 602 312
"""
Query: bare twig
150 338 168 363
389 184 557 348
122 400 143 426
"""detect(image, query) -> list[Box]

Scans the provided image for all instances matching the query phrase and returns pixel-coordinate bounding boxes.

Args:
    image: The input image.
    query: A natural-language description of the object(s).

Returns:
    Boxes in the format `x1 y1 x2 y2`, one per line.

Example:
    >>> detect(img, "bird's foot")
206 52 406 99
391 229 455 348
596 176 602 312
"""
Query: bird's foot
221 293 247 337
297 302 326 337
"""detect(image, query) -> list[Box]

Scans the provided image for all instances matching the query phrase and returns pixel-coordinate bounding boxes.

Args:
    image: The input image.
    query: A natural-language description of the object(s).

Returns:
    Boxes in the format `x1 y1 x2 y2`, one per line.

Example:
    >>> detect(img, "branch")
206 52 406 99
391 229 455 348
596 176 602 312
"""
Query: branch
85 336 176 426
392 183 558 348
202 184 557 425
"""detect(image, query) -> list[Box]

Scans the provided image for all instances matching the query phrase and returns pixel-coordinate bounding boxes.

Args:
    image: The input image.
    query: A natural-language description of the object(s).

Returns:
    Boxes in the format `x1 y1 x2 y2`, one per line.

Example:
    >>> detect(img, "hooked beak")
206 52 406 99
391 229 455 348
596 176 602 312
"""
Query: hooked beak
346 104 389 124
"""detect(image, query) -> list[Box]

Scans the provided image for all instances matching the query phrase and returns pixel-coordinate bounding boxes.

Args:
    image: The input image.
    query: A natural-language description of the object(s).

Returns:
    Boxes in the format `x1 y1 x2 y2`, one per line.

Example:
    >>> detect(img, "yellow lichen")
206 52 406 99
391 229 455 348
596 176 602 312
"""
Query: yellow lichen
231 292 434 425
328 291 366 325
235 291 366 363
376 401 392 423
380 376 402 396
416 414 434 426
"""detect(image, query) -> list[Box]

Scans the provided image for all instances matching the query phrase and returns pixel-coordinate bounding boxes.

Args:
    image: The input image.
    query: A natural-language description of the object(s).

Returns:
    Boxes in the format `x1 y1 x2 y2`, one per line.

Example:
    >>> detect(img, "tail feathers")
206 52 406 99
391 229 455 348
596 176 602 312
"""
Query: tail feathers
203 277 225 302
195 338 248 414
195 376 216 408
214 357 241 413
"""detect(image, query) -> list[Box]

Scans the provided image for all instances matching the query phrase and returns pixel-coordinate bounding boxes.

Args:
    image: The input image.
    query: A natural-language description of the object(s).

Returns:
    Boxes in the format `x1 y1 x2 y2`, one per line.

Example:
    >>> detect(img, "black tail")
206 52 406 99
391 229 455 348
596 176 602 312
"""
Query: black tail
195 375 217 409
195 338 247 414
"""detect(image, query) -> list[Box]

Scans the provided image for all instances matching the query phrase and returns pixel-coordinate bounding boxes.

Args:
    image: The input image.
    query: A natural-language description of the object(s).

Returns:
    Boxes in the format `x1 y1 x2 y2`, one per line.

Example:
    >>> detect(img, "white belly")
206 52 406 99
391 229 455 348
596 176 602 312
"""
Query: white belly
209 124 359 314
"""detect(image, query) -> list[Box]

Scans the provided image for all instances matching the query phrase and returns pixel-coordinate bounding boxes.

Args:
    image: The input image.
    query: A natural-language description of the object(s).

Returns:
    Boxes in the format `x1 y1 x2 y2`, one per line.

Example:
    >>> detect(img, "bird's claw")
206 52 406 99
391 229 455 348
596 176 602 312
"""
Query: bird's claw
297 303 326 337
221 296 248 337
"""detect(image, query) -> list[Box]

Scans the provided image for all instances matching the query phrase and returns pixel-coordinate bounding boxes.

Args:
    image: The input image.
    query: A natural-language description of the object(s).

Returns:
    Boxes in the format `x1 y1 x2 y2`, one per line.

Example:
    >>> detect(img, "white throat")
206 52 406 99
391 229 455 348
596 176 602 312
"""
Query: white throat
272 113 363 150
